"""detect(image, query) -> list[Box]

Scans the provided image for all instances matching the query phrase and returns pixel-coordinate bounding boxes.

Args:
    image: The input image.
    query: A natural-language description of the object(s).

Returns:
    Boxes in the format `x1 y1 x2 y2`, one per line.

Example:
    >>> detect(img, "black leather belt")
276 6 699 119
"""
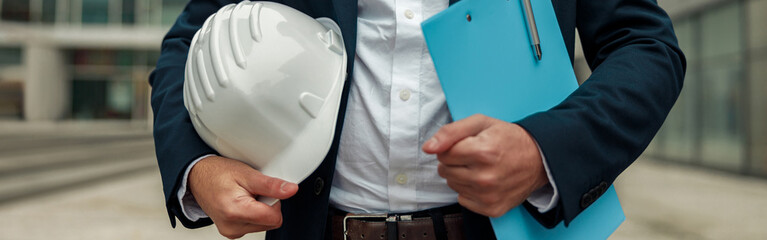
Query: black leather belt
329 204 465 240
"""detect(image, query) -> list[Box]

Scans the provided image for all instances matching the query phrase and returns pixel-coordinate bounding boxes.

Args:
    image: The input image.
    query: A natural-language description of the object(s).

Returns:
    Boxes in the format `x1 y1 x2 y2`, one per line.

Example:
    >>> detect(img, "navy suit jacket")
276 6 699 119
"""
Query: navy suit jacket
149 0 685 239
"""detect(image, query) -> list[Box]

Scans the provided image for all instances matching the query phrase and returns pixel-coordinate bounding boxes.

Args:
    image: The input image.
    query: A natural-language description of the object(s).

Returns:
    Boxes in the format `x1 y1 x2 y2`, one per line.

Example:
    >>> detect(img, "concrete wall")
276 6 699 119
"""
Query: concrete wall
23 43 69 121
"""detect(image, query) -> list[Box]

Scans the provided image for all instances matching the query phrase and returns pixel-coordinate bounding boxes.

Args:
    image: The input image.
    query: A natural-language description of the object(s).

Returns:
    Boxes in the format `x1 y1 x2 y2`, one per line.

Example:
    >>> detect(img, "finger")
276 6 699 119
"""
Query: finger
423 114 492 154
217 222 277 239
437 163 473 185
217 225 248 240
443 174 490 202
240 172 299 200
456 194 506 218
227 198 284 227
445 177 475 195
435 136 481 166
456 194 484 216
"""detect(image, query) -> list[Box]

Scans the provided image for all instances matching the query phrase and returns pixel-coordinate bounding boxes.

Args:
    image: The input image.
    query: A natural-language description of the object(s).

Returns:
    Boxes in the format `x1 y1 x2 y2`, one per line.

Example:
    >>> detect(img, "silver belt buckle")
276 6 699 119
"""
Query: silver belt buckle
342 213 414 240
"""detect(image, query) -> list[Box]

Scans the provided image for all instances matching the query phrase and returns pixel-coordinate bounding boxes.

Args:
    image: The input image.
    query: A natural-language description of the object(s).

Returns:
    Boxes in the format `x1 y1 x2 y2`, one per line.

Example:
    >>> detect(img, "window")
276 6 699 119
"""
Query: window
698 2 745 171
72 49 115 66
81 0 109 24
747 0 767 176
106 80 133 118
161 0 187 26
122 0 136 24
1 0 30 22
748 0 767 51
659 18 698 162
133 0 161 26
0 82 23 119
145 50 160 66
41 0 57 23
72 80 107 119
116 50 134 67
72 80 133 119
749 57 767 176
0 47 23 66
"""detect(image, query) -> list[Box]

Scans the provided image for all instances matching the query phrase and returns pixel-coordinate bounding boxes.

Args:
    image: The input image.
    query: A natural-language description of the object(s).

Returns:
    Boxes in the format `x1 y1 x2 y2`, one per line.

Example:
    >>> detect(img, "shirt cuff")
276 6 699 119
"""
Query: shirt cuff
177 154 216 222
525 144 559 213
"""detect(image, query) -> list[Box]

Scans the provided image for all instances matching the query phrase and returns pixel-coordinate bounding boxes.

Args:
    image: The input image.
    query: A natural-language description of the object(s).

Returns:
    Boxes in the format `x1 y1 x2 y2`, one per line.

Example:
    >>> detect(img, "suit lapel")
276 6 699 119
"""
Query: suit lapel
330 0 359 75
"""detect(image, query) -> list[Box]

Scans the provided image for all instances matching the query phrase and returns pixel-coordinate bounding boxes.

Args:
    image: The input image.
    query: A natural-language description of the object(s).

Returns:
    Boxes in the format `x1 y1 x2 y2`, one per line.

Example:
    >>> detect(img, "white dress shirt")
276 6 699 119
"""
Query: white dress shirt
177 0 558 221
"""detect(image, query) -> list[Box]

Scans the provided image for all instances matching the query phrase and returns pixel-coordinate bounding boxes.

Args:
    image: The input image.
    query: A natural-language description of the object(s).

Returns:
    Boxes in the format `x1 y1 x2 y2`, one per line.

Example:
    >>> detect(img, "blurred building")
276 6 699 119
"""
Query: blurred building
0 0 188 121
0 0 765 176
576 0 767 178
648 0 767 178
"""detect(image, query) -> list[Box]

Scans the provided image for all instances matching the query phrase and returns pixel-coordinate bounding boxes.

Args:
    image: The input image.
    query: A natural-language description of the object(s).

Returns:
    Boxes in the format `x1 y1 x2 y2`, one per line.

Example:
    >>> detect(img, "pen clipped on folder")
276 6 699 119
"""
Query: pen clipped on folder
522 0 542 61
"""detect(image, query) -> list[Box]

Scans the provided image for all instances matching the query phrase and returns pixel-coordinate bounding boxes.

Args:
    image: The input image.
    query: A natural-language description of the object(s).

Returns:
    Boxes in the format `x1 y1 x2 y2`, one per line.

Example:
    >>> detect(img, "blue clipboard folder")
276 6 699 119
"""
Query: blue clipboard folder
421 0 625 239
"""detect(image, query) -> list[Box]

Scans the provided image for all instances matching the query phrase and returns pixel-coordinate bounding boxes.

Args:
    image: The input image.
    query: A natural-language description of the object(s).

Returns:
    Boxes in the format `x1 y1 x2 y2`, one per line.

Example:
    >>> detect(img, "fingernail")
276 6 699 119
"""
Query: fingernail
425 137 438 150
280 182 289 192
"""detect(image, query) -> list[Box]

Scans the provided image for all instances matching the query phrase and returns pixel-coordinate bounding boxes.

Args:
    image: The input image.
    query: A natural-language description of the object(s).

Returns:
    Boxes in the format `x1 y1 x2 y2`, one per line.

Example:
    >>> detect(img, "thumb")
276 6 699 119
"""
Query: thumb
422 114 492 154
242 172 299 200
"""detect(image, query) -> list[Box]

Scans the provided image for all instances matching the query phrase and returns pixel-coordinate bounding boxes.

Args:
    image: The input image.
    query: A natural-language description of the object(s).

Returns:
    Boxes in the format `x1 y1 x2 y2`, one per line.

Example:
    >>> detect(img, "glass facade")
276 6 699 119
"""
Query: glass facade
652 17 699 162
699 2 745 170
1 0 30 22
71 79 107 119
747 0 767 175
0 81 22 119
0 0 186 25
69 49 158 120
122 0 136 24
71 79 134 119
647 0 767 177
161 0 187 26
0 0 185 120
81 0 109 24
0 46 23 119
0 47 22 66
41 0 57 23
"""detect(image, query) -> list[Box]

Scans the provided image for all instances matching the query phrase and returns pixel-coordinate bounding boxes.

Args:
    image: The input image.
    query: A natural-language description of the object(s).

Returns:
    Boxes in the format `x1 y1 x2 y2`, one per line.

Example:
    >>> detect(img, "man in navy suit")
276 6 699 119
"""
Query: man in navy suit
149 0 685 239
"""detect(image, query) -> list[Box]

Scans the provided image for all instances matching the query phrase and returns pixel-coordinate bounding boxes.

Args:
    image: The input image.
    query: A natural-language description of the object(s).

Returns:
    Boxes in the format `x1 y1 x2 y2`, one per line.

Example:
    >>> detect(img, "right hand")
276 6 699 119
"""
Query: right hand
189 156 299 239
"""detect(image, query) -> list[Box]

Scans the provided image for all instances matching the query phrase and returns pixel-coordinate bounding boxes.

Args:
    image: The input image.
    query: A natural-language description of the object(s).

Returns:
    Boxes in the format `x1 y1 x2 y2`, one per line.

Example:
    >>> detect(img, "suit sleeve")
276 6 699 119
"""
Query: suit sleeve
149 0 241 229
516 0 686 227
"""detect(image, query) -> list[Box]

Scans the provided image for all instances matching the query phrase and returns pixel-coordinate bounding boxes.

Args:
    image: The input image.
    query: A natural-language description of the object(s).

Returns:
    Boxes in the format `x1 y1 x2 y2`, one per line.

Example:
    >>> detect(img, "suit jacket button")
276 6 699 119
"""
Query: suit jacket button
580 193 594 209
599 181 608 194
313 177 324 196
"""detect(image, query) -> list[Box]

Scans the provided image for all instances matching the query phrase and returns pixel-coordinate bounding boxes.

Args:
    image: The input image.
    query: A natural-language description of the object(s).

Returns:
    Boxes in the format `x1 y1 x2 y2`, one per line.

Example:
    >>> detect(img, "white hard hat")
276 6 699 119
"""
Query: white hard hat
183 1 347 203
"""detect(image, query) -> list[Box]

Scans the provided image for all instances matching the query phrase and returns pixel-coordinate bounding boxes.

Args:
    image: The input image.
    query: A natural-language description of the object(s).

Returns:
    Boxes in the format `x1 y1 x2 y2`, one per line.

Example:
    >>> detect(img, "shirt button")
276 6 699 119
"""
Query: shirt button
396 174 408 185
399 89 411 101
404 9 414 19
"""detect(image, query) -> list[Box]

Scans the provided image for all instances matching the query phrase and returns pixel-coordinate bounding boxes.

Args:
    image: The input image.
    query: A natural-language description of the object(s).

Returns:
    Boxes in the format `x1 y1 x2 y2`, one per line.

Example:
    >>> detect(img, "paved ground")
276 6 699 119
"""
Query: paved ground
611 160 767 240
0 121 765 239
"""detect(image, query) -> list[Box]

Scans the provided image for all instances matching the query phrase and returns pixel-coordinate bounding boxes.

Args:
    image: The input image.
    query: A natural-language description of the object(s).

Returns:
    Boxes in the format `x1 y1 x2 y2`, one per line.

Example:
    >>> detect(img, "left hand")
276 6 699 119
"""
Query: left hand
422 114 549 217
